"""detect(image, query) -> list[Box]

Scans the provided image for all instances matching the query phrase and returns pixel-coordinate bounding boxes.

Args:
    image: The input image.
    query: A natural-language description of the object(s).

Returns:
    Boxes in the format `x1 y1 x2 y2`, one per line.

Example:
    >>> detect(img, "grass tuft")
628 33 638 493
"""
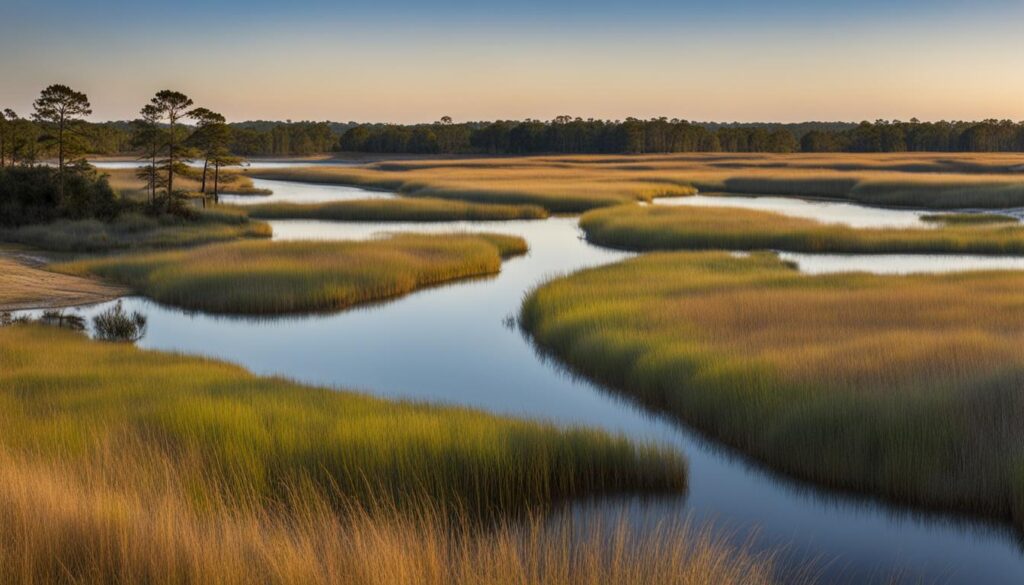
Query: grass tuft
56 234 528 314
580 204 1024 254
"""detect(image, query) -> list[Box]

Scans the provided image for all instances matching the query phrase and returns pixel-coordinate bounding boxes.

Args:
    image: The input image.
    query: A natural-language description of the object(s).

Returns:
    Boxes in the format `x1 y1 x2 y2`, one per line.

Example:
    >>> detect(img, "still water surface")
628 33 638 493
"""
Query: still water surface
43 183 1024 583
654 193 935 228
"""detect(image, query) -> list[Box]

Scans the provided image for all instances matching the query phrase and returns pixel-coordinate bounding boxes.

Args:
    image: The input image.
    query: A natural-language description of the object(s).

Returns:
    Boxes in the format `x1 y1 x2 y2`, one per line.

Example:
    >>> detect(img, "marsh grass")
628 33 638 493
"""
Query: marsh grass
234 197 548 221
104 167 270 198
0 210 271 252
248 167 697 213
248 153 1024 212
521 251 1024 527
56 234 528 314
580 205 1024 254
0 325 727 585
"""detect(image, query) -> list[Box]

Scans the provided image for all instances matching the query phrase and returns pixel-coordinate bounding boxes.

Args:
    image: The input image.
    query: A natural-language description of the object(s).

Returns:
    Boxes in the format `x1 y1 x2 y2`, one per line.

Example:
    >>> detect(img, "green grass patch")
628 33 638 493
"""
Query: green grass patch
0 324 683 515
580 205 1024 254
0 210 271 252
56 234 528 315
521 251 1024 527
233 197 548 222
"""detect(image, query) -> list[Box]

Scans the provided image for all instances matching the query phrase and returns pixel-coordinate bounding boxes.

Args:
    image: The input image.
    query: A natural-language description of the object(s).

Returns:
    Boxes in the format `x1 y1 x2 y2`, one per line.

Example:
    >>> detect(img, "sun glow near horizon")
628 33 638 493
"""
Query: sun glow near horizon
2 0 1023 123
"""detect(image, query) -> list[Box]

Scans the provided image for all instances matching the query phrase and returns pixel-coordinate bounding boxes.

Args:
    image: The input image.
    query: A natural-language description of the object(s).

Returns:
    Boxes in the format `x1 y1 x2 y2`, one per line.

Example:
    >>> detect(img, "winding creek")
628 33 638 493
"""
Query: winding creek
52 170 1024 583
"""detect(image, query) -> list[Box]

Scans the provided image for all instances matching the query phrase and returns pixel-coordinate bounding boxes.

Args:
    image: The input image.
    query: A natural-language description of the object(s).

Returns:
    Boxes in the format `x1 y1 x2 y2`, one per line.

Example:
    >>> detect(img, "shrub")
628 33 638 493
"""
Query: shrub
0 166 119 226
92 301 147 342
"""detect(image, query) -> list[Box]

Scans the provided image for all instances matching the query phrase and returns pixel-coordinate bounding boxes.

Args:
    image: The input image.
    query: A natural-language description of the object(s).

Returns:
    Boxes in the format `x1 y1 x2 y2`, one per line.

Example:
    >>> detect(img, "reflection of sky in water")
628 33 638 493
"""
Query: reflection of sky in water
221 178 393 205
781 252 1024 275
655 193 935 229
25 199 1024 584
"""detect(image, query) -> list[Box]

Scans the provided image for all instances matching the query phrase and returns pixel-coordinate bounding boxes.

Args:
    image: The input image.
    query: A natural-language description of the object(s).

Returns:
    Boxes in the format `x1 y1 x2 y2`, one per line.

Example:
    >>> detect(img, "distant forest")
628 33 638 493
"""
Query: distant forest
8 116 1024 159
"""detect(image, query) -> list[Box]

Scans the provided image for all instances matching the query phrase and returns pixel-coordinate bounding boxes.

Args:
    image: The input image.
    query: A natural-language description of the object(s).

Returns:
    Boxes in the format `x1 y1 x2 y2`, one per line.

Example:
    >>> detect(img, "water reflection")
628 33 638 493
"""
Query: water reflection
221 178 394 205
780 252 1024 275
654 193 934 229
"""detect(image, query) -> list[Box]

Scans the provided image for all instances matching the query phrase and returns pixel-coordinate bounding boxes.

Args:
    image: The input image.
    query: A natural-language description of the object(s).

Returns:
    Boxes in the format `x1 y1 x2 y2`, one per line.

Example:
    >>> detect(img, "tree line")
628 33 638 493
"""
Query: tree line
7 102 1024 161
1 84 241 226
339 117 1024 155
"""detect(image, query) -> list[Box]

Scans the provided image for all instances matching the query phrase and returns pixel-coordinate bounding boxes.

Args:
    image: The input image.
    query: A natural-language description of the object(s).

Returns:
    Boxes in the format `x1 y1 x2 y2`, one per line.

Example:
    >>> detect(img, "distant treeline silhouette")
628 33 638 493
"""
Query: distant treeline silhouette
337 118 1024 154
10 115 1024 158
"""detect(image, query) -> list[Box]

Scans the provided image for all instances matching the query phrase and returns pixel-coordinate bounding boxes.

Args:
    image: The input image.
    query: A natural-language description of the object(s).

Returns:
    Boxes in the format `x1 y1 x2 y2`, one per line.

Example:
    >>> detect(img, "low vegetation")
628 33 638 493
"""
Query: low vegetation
234 197 548 222
92 300 147 342
580 205 1024 254
522 251 1024 527
248 153 1024 211
0 325 731 585
57 234 528 314
0 209 271 252
247 166 697 213
104 167 270 199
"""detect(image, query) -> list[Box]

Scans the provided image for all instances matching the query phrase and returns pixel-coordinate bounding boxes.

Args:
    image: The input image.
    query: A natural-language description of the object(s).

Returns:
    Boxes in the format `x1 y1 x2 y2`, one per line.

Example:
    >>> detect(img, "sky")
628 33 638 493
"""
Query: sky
2 0 1023 124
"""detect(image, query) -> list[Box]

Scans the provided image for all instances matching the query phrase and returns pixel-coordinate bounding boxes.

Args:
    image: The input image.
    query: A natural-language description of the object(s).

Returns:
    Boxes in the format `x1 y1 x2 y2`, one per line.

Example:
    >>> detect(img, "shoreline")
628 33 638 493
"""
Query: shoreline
0 251 125 312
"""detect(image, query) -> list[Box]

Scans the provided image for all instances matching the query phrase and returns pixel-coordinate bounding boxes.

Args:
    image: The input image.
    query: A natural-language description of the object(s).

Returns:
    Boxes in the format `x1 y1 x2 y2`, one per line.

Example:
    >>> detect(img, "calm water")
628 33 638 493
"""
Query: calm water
781 252 1024 274
221 178 394 205
39 184 1024 584
654 193 935 228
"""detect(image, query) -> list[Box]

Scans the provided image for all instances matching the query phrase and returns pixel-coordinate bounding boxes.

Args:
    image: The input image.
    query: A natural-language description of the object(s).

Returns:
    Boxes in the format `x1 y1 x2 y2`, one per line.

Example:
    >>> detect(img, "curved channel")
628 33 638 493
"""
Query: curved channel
45 180 1024 584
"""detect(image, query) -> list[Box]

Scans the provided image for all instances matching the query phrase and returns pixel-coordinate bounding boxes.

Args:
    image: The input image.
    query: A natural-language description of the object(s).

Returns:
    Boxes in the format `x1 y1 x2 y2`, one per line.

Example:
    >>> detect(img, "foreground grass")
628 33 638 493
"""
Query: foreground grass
0 326 742 585
580 205 1024 254
234 197 548 221
521 251 1024 527
248 153 1024 211
57 234 528 314
0 209 271 252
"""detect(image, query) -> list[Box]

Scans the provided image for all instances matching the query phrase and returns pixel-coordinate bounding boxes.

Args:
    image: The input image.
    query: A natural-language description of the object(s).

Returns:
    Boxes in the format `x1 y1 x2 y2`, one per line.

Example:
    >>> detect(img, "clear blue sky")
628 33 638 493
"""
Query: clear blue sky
2 0 1022 123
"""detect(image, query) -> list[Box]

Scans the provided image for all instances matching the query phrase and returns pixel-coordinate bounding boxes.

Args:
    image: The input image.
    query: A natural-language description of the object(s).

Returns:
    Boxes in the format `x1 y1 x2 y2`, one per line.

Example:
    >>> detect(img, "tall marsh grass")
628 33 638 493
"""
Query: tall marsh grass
0 326 715 584
580 205 1024 254
104 167 271 198
235 197 548 221
56 234 528 314
0 210 271 252
521 251 1024 527
248 153 1024 212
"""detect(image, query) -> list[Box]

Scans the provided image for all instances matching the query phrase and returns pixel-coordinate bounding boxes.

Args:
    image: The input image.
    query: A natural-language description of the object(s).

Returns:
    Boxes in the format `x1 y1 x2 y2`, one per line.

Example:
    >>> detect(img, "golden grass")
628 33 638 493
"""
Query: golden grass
103 167 270 199
247 153 1024 211
0 210 272 252
233 197 548 221
579 205 1024 254
521 251 1024 527
0 325 732 585
247 166 698 213
56 234 528 314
